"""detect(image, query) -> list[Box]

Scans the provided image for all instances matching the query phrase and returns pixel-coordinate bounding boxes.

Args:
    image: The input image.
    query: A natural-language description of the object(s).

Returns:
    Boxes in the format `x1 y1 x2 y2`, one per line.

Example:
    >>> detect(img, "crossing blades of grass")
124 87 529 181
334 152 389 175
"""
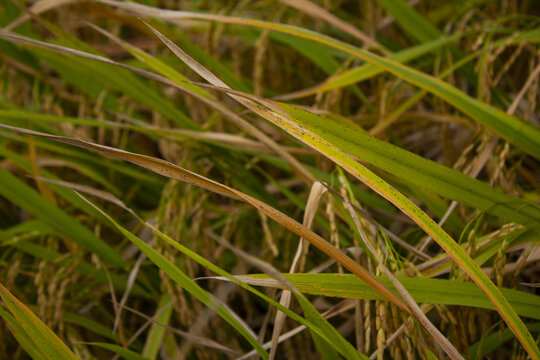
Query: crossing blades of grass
0 124 411 315
278 34 461 100
145 31 539 355
83 22 316 185
8 29 522 233
76 191 368 360
0 28 316 185
2 2 538 357
232 274 540 321
273 103 540 228
0 166 126 267
283 28 540 100
240 93 540 359
98 0 540 160
77 197 269 359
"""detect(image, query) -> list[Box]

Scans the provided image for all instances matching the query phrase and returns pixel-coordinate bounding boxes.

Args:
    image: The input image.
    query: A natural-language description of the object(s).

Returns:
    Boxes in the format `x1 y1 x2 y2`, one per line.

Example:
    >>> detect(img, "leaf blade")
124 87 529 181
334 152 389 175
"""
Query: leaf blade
0 282 78 360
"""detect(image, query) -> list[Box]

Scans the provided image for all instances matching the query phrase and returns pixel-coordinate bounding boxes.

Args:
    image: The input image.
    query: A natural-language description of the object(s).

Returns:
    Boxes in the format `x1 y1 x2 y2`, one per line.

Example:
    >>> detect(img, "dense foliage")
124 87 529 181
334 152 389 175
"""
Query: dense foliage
0 1 539 359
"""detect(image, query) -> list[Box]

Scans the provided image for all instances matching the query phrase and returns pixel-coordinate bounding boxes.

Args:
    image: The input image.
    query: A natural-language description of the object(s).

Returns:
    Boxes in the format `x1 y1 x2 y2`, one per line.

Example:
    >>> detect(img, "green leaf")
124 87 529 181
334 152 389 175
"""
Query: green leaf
171 29 251 93
239 274 540 321
83 199 270 360
124 12 540 354
0 282 78 360
143 8 540 158
344 49 540 159
142 294 173 360
255 101 538 357
468 322 540 359
375 0 439 43
63 313 121 342
296 298 339 360
87 343 150 360
308 28 540 96
307 34 460 95
0 307 48 360
31 48 198 129
0 166 126 267
70 184 368 359
277 104 540 228
150 226 369 360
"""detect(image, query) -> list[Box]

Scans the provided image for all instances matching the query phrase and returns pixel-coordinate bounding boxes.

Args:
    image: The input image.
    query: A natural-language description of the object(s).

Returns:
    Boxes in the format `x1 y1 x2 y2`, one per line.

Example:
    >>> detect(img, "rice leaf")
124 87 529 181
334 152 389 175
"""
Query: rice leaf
0 166 125 267
276 103 540 228
142 294 173 360
0 307 48 360
0 124 409 315
234 274 540 321
81 193 369 359
99 1 540 159
86 343 150 360
79 198 269 359
0 282 78 360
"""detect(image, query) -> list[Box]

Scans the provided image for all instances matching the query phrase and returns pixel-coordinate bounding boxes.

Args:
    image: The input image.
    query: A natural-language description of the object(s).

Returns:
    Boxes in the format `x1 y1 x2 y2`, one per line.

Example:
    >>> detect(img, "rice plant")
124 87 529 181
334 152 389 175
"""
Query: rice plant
0 1 539 359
